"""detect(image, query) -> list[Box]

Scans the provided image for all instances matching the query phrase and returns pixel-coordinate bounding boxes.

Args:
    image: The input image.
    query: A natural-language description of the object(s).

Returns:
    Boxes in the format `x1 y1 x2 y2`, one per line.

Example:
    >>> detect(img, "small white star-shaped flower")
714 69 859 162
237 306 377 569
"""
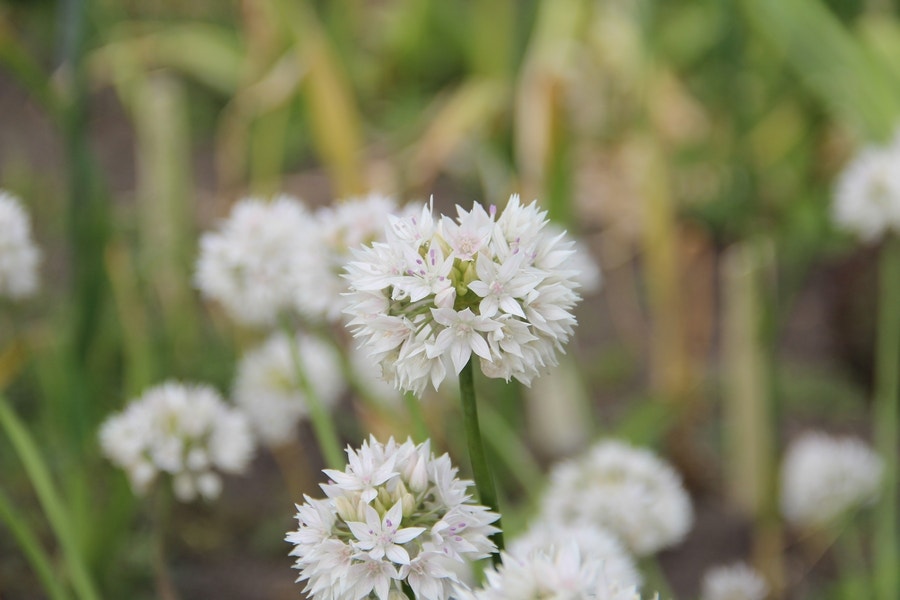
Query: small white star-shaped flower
348 501 426 564
427 308 501 373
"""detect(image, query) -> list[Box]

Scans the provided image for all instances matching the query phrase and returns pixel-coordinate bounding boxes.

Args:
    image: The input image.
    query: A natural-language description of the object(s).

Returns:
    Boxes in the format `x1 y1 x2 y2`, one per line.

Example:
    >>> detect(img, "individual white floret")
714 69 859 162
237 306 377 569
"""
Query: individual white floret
0 191 40 300
700 562 768 600
195 195 314 326
539 439 693 556
233 331 344 447
510 521 641 589
832 138 900 242
780 431 884 528
286 437 500 600
99 381 256 502
466 543 652 600
343 195 582 395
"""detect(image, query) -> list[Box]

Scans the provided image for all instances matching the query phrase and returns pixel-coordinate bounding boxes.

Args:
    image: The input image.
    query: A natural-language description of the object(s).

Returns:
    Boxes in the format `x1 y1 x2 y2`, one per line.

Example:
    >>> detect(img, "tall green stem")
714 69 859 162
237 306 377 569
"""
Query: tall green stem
153 486 179 600
458 360 504 560
281 321 345 470
874 237 900 600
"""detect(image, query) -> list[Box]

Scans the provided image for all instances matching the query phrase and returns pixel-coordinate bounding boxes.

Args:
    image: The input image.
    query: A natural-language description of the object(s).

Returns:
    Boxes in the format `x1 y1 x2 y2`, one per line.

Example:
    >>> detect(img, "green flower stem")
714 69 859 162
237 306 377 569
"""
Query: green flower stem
640 557 675 600
403 391 431 443
153 486 179 600
835 520 871 600
0 396 100 600
874 236 900 600
280 320 345 470
0 486 72 600
458 360 504 560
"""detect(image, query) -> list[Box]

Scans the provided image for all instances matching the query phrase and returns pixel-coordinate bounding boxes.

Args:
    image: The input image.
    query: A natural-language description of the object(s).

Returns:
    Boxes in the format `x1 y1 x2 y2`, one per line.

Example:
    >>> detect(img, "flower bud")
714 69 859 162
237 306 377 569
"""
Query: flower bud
407 454 429 494
335 496 358 522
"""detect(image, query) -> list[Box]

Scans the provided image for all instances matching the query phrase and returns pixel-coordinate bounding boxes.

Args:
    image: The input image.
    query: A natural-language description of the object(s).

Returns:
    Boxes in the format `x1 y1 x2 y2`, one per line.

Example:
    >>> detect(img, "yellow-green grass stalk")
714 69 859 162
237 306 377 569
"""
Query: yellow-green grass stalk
0 486 72 600
874 237 900 600
280 318 344 470
0 397 100 600
722 240 784 596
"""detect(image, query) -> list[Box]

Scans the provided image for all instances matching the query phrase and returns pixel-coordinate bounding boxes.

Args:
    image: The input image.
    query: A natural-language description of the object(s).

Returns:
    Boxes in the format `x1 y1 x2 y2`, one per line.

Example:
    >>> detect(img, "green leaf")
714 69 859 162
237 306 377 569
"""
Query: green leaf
742 0 900 140
0 486 72 600
0 398 100 600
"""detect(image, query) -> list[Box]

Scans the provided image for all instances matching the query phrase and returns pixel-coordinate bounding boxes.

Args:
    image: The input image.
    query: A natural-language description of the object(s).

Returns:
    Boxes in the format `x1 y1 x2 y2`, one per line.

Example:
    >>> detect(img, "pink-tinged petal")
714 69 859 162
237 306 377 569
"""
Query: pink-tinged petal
347 521 375 544
451 342 471 374
469 333 493 362
374 571 391 600
392 526 427 544
383 501 404 530
467 280 490 297
385 544 411 565
478 295 499 318
499 296 525 318
364 504 382 529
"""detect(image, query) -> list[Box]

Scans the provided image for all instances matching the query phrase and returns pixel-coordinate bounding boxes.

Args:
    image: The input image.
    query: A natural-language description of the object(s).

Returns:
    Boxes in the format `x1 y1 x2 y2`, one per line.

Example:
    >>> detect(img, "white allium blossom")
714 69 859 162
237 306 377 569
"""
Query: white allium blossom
99 381 256 502
701 563 769 600
510 521 641 590
195 195 314 326
233 331 344 447
343 195 581 395
832 137 900 242
286 437 500 600
539 440 693 556
296 193 406 323
780 432 884 527
466 543 652 600
546 223 601 294
0 191 40 300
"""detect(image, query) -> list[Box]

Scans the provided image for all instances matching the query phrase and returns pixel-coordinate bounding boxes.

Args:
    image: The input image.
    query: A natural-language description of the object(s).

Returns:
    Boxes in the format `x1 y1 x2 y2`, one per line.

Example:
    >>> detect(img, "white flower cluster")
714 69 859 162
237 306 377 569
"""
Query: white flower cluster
510 521 641 590
832 134 900 242
465 544 651 600
286 437 500 600
700 563 769 600
343 195 581 395
0 191 40 300
296 193 407 323
780 431 884 528
195 196 315 326
233 331 344 447
538 440 693 556
99 381 256 502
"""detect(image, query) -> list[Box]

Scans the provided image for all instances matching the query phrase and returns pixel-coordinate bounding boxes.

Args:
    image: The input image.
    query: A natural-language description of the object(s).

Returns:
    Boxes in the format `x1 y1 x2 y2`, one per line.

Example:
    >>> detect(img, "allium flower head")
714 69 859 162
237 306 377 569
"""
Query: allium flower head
286 437 500 600
233 331 344 447
99 381 256 501
780 431 884 528
701 563 768 600
539 440 693 556
296 193 406 323
510 521 641 589
343 195 582 395
0 191 40 300
832 137 900 242
195 195 313 326
466 543 650 600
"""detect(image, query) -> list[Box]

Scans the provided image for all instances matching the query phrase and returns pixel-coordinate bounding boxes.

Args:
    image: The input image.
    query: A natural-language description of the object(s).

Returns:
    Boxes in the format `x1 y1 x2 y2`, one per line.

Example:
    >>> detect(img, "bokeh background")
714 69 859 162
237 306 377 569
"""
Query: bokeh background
1 0 899 598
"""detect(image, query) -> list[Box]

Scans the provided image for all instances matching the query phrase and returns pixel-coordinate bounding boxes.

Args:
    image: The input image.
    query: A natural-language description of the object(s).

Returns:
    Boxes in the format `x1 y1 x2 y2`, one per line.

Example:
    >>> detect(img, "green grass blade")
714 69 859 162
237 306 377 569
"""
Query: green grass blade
0 397 101 600
742 0 900 139
0 486 73 600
